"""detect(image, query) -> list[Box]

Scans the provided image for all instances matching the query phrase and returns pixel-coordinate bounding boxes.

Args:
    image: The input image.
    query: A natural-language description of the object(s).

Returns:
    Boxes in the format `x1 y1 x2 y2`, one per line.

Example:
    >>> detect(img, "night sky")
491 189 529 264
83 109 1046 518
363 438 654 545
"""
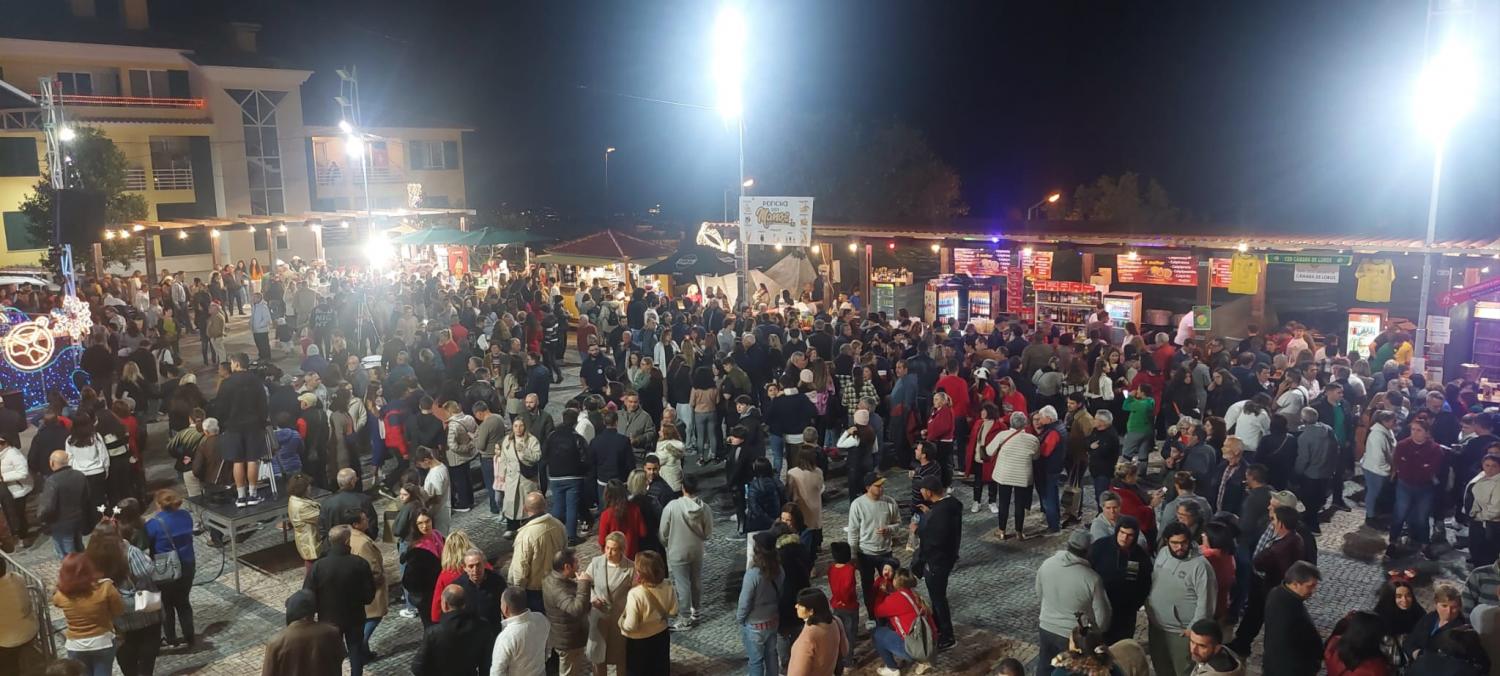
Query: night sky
42 1 1500 237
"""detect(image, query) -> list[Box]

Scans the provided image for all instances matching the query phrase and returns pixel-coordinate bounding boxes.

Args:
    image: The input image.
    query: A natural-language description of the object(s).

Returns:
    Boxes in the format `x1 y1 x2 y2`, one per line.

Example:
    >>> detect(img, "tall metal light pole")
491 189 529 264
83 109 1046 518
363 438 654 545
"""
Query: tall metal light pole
713 4 749 308
1411 0 1476 367
604 147 616 221
37 76 77 294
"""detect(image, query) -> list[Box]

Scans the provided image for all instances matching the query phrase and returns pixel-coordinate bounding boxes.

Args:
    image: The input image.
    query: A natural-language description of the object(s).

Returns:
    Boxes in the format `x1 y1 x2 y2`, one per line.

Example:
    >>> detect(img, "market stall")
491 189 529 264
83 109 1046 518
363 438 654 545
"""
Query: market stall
534 230 671 313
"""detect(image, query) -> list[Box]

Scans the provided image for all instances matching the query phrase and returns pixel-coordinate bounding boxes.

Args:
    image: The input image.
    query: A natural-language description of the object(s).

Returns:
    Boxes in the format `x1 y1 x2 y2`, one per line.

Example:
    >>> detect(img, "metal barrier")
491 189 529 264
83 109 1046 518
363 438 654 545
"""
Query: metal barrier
0 548 57 662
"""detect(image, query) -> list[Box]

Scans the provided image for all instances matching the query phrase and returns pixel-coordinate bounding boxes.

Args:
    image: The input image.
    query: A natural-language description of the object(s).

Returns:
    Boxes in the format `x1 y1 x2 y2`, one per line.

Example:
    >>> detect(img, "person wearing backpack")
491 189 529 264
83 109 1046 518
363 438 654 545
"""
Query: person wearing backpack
871 565 937 676
442 402 479 513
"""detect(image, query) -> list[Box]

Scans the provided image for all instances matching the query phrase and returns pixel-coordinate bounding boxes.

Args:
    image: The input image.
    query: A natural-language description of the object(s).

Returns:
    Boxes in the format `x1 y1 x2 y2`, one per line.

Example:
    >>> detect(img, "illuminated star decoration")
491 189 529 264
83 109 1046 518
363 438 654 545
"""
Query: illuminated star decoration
0 296 92 410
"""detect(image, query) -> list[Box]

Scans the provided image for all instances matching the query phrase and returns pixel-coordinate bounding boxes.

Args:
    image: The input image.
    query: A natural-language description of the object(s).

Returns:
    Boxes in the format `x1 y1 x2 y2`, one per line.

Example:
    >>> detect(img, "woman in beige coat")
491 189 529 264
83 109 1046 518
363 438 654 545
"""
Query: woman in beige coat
586 531 634 676
496 417 542 536
346 510 387 652
287 473 323 571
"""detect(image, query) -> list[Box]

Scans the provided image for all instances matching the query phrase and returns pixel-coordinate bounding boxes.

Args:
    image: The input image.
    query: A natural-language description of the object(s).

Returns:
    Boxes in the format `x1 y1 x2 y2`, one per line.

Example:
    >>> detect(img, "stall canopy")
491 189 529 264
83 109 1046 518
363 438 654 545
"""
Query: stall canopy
534 229 670 266
461 228 545 246
638 242 738 276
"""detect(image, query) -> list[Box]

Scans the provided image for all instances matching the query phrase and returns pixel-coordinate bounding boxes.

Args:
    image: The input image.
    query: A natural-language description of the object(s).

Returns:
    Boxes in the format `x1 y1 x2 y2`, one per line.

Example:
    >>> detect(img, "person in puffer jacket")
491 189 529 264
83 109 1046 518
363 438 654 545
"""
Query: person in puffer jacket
443 402 479 513
272 412 304 476
744 457 785 533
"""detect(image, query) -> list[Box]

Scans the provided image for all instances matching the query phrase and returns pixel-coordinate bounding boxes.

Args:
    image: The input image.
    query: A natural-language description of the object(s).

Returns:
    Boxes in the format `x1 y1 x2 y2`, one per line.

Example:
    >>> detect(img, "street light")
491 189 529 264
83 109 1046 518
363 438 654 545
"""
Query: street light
713 3 750 306
1027 192 1062 221
1412 33 1478 367
57 126 75 142
604 147 616 220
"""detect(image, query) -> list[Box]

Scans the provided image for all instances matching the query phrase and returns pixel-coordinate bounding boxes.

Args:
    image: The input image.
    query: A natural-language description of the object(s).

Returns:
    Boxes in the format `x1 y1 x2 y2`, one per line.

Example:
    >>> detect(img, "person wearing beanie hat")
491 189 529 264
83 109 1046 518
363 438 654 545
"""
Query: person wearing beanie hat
262 589 347 676
1035 527 1112 671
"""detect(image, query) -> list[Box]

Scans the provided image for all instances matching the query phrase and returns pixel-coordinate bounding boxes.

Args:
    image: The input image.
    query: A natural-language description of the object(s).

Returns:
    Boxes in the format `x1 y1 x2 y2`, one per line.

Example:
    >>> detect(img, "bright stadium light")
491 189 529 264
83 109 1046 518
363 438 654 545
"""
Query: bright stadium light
338 119 353 134
1414 39 1478 143
345 135 365 159
58 126 76 142
711 4 747 122
364 233 394 266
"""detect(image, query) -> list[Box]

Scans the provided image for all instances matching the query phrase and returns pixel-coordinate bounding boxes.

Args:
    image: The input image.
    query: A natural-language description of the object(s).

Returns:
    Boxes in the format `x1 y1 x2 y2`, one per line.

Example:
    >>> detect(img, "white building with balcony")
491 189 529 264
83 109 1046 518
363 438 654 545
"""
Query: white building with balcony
0 0 471 277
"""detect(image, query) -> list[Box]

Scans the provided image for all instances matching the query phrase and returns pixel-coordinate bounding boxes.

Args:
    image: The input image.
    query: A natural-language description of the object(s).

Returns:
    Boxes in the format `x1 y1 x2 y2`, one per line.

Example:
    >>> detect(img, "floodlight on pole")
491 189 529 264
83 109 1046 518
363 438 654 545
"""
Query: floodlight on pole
57 126 75 142
742 178 755 189
1411 30 1479 366
711 5 747 123
338 119 353 134
1027 192 1062 220
345 134 365 159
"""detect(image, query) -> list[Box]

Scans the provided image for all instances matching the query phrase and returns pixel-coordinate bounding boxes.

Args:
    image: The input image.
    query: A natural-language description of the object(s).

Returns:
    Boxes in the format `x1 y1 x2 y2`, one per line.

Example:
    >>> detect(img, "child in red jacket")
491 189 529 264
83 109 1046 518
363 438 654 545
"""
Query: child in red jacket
828 541 860 661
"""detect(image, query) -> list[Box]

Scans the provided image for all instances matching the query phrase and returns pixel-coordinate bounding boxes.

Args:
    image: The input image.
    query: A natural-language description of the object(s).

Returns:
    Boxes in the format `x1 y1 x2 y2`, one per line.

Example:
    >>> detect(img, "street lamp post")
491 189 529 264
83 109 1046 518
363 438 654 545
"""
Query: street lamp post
1027 192 1062 221
723 178 754 223
604 147 616 222
1411 25 1477 366
713 4 749 308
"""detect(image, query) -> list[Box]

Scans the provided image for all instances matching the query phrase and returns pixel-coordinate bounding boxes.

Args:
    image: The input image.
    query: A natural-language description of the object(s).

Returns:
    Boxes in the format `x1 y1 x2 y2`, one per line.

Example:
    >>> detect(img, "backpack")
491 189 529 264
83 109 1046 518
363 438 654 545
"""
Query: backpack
383 410 409 458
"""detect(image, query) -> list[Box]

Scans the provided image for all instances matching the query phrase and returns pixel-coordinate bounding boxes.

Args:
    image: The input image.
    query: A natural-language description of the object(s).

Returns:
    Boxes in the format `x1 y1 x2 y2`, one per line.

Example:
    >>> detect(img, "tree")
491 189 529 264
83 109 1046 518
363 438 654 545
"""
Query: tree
756 115 968 224
1067 171 1185 227
17 126 147 274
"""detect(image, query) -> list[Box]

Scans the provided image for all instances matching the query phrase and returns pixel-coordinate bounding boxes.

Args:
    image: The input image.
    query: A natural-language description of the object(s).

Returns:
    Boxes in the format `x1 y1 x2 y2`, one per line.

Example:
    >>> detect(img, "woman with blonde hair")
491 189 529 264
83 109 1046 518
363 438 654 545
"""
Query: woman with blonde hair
587 531 634 676
655 424 686 491
427 530 476 623
621 550 677 675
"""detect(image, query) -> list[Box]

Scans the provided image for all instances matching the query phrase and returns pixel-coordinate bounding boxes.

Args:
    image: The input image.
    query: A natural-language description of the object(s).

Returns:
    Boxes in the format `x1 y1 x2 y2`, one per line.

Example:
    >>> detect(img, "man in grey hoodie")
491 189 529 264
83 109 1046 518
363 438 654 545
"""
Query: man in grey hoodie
1035 529 1111 672
659 475 713 628
848 475 901 616
1147 522 1217 676
1293 406 1337 533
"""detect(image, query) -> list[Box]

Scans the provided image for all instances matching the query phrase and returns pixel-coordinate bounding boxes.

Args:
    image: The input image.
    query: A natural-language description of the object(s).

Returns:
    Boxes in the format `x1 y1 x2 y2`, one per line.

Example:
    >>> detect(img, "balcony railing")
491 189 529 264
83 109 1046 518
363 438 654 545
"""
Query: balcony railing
317 163 405 185
39 93 205 109
124 167 147 191
152 167 194 191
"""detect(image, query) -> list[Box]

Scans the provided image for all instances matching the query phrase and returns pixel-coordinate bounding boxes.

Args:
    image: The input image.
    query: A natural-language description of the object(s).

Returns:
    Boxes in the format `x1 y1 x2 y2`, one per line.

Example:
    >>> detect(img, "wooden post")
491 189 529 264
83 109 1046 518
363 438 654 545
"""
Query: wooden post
862 243 873 311
91 242 104 278
1250 256 1268 329
210 231 220 269
1195 248 1212 339
143 232 157 283
1082 252 1096 281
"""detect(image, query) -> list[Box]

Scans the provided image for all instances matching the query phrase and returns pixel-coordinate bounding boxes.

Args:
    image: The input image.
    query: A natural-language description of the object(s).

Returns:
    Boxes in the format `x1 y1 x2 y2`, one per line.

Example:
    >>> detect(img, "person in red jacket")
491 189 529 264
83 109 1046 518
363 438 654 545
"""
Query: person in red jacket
871 565 936 674
997 377 1028 419
597 480 647 558
926 392 957 484
1389 418 1445 559
1323 610 1393 676
966 402 1003 512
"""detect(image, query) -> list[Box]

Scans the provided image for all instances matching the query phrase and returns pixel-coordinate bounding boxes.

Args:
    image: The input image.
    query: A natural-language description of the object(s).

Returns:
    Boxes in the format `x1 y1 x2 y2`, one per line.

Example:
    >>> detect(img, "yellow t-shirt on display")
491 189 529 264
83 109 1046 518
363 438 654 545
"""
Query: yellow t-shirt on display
1228 252 1260 295
1355 259 1394 303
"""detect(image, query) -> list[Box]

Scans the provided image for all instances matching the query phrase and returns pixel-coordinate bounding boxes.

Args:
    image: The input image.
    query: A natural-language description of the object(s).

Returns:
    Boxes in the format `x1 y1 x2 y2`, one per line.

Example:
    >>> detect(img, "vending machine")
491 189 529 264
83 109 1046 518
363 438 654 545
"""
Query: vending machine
965 277 1008 333
1346 308 1387 362
1103 291 1144 329
925 275 968 326
871 267 918 318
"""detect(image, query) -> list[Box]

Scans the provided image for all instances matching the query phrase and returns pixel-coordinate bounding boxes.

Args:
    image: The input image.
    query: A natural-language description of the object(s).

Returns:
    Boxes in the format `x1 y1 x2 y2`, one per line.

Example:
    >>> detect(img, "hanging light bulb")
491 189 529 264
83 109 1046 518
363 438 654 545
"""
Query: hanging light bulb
1236 242 1248 253
930 243 940 253
177 231 188 240
847 242 858 253
1127 250 1139 260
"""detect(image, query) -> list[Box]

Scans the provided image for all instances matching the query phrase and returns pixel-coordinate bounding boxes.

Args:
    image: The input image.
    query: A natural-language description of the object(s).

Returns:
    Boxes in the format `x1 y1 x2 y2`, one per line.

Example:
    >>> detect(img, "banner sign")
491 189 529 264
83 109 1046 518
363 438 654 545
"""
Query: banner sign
1117 254 1198 286
951 248 1053 280
1193 305 1212 330
1427 315 1451 345
1439 275 1500 308
739 196 813 246
1293 264 1341 284
1267 253 1352 266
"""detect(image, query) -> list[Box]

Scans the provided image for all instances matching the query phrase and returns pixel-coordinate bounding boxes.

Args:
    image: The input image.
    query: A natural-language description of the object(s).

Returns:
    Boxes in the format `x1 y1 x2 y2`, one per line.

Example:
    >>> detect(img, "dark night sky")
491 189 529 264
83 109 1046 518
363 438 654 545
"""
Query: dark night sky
113 1 1500 237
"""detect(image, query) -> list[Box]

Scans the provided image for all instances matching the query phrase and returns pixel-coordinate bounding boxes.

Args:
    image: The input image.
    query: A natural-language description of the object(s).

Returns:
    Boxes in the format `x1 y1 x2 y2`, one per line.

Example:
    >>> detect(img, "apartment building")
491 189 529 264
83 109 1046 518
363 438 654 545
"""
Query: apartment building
0 0 470 276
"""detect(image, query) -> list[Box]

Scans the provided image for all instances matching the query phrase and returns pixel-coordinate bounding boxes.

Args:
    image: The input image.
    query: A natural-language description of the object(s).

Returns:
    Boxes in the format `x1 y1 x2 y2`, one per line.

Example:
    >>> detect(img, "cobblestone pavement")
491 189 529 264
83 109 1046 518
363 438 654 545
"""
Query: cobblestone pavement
5 315 1470 675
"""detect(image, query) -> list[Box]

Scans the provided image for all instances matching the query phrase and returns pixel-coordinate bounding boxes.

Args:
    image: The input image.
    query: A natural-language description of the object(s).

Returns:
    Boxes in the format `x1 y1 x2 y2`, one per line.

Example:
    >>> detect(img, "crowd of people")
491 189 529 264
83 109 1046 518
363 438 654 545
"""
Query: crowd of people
2 259 1500 676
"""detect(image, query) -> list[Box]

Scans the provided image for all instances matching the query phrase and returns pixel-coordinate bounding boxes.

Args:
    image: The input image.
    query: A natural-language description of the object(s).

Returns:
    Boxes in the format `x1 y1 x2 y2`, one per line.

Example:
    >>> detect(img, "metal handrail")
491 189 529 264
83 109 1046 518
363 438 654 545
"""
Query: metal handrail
152 167 194 191
0 548 58 661
36 93 205 109
124 167 147 191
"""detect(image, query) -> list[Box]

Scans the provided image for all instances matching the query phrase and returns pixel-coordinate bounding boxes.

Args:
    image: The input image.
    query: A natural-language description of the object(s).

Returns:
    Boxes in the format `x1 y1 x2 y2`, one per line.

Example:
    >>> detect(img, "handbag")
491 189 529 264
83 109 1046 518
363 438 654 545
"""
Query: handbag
900 592 936 662
515 441 538 481
148 515 183 583
584 607 607 663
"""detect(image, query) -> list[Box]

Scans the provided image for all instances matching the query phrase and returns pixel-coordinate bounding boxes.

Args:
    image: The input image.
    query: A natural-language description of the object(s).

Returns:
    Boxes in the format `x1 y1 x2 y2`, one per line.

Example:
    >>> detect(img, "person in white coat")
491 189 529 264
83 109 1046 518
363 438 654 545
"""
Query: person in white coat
1361 410 1397 527
0 437 33 538
496 417 542 537
1466 453 1500 567
990 411 1041 540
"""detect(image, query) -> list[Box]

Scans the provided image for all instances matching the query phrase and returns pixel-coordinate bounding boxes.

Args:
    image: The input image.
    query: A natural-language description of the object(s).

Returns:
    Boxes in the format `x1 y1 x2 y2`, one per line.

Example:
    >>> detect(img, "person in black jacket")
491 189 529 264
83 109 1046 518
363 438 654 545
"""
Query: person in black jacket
914 474 962 650
1089 515 1153 643
1086 411 1122 508
545 409 592 542
589 411 634 505
303 525 376 676
37 450 91 557
766 375 818 474
412 584 496 676
321 468 379 540
214 353 270 508
1260 561 1323 676
1404 584 1482 668
725 425 757 537
454 548 506 625
1207 436 1249 515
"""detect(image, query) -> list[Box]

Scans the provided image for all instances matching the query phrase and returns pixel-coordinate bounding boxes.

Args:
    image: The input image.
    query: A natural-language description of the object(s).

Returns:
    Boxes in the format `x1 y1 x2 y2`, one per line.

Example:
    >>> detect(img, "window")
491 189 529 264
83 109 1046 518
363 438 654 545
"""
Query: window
0 138 39 177
159 230 212 257
253 229 289 251
149 137 193 171
56 72 93 96
407 140 460 170
129 69 170 97
2 212 44 251
228 89 287 215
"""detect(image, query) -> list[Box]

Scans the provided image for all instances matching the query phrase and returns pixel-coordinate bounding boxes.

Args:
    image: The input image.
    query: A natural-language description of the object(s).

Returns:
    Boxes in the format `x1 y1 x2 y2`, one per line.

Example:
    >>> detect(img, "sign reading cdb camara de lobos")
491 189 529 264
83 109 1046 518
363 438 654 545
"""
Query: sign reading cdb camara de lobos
739 196 814 247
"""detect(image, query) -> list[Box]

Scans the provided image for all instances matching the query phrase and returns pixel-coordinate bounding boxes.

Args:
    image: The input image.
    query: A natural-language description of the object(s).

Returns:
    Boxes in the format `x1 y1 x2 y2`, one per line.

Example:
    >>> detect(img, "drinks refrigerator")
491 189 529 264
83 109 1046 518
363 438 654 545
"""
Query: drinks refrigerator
1473 302 1500 381
1103 291 1143 329
924 277 966 325
1346 308 1387 363
1033 281 1102 330
873 281 925 319
965 277 1007 333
